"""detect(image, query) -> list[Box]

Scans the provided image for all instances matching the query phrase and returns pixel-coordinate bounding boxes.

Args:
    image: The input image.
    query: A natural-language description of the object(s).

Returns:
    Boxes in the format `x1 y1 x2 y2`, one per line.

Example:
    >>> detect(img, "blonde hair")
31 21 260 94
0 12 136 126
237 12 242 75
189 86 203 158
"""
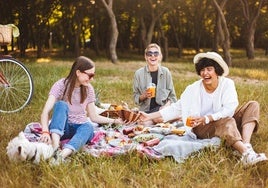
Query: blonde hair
144 43 163 61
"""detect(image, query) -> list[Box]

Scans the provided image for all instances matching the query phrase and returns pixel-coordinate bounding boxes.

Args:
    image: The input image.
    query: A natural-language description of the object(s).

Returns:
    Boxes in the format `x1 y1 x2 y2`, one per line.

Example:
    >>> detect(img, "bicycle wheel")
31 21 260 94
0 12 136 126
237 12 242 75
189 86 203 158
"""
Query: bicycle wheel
0 58 34 113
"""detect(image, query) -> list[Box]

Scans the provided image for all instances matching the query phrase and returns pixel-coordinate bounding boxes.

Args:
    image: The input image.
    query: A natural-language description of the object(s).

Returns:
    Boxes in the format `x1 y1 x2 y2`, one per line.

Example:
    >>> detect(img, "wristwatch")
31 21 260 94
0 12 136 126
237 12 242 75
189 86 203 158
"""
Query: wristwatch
204 116 210 124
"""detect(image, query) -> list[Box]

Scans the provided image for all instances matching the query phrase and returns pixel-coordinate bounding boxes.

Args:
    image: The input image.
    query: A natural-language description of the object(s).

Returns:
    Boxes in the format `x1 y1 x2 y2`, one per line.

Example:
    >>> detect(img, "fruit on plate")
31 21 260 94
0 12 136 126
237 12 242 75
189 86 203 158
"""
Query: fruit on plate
134 125 144 131
133 133 163 143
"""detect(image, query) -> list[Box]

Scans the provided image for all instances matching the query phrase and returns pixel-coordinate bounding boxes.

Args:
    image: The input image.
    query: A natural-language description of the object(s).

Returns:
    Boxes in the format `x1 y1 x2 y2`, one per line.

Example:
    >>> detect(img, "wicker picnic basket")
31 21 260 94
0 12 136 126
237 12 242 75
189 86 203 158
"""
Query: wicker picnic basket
0 25 12 45
100 109 141 123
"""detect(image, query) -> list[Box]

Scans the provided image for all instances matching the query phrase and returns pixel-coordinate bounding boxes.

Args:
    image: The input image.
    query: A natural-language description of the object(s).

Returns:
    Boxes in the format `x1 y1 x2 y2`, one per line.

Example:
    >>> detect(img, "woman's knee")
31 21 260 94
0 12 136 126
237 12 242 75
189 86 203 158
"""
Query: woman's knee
215 118 237 136
216 118 242 146
80 123 94 140
246 100 259 111
221 118 237 132
54 100 68 111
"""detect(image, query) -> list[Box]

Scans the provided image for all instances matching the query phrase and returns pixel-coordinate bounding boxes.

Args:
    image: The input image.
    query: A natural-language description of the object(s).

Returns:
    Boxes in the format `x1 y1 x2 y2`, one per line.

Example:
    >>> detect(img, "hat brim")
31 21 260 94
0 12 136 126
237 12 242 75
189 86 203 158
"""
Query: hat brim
193 52 229 76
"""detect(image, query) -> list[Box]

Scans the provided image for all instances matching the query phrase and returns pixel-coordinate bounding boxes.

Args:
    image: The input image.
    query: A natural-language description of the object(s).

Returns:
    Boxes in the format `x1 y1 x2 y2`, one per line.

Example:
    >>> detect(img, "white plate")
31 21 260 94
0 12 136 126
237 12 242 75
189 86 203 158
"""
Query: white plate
133 133 164 143
108 138 131 147
149 127 171 135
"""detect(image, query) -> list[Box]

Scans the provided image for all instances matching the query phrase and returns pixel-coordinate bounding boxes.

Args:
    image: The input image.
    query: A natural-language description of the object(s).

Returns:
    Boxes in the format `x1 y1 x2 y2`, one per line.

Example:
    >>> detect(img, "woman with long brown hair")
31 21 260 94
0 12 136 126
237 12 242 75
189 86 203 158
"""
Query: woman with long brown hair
39 56 123 164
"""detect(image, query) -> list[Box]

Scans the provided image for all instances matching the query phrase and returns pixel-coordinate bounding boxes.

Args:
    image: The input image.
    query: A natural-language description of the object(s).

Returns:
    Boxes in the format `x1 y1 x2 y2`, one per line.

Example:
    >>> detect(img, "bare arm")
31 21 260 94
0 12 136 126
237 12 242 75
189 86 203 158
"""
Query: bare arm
87 102 123 124
39 95 56 143
139 111 162 122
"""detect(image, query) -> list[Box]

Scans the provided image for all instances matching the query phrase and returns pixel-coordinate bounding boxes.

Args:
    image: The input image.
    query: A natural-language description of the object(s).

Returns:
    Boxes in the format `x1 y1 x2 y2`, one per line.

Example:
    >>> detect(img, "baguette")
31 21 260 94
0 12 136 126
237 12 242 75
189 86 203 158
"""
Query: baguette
171 129 185 136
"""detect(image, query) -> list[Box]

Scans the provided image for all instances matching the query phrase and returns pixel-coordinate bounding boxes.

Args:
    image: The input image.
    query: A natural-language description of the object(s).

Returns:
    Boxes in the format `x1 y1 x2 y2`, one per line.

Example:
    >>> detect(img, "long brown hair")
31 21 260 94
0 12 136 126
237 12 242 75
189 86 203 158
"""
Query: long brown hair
63 56 95 104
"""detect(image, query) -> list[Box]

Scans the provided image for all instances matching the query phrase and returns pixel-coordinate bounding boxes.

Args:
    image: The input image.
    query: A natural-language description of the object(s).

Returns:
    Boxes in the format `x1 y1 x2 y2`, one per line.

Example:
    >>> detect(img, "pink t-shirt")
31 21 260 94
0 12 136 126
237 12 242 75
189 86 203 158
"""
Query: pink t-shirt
49 78 95 124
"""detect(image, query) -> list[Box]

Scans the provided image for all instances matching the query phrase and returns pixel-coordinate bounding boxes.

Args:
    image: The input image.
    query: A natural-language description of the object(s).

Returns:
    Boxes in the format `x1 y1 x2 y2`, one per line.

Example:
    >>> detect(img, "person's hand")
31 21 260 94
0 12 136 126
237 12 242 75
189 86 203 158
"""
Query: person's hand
145 88 154 98
140 89 155 101
140 90 148 101
190 116 206 127
139 111 150 122
114 118 124 125
39 132 52 144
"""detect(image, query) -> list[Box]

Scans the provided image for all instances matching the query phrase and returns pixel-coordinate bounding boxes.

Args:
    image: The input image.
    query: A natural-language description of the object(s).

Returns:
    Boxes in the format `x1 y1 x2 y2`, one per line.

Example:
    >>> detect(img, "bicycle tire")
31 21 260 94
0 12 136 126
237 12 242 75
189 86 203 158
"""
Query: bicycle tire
0 58 34 113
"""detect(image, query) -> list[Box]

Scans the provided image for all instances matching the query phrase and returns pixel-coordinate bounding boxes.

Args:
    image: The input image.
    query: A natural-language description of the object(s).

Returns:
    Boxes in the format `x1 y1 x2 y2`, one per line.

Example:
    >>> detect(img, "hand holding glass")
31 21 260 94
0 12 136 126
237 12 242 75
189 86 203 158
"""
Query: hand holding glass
146 83 156 98
186 112 198 127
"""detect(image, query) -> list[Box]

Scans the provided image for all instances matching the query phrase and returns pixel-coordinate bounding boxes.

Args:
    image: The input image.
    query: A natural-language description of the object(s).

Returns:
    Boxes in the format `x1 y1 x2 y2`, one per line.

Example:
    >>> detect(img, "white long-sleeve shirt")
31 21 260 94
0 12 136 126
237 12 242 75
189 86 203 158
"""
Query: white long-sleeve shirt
160 77 239 124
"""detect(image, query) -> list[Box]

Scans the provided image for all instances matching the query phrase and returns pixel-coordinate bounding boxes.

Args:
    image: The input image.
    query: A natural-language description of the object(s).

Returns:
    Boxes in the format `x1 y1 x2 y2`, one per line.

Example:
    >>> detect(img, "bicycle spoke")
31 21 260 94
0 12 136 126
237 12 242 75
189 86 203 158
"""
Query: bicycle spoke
0 58 34 113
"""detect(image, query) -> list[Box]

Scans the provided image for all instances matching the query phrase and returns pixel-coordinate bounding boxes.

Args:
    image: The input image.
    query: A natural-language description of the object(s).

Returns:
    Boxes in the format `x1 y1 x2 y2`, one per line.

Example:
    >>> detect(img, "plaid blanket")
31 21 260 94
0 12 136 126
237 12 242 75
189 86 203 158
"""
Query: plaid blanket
23 122 221 163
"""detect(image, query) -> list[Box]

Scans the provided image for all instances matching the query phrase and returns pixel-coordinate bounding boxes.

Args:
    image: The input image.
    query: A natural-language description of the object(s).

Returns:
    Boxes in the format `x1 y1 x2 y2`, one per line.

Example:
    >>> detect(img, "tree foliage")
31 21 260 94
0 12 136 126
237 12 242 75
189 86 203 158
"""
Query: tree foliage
0 0 267 61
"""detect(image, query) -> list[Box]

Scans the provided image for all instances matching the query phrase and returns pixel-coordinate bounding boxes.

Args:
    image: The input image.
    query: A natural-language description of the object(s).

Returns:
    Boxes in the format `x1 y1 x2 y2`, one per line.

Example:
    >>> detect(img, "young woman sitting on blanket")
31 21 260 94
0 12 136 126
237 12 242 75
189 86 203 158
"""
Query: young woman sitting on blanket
39 56 123 165
139 52 267 167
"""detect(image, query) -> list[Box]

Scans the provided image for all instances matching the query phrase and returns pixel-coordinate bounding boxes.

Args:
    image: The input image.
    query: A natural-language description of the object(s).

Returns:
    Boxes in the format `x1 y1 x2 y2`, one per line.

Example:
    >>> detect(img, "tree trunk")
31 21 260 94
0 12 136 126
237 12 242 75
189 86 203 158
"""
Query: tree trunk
212 0 232 66
159 21 168 62
74 30 81 57
239 0 264 59
100 0 118 64
168 16 182 58
245 21 256 59
212 12 220 52
140 17 147 51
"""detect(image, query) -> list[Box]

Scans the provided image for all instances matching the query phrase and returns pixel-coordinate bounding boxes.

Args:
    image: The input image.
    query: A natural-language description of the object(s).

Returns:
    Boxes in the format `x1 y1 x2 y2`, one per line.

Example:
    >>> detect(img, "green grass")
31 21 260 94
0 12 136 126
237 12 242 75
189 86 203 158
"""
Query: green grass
1 51 268 187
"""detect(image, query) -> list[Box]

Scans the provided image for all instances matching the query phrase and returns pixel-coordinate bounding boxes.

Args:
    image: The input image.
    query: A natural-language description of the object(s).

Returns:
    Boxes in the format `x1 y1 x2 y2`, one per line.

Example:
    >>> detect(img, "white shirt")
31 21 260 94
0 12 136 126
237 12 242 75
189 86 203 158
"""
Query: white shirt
160 76 239 124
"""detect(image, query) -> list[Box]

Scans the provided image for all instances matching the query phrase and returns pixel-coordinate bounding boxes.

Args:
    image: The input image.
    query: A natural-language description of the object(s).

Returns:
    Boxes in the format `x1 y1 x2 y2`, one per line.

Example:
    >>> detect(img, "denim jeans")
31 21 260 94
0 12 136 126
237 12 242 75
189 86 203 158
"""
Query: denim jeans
49 101 94 151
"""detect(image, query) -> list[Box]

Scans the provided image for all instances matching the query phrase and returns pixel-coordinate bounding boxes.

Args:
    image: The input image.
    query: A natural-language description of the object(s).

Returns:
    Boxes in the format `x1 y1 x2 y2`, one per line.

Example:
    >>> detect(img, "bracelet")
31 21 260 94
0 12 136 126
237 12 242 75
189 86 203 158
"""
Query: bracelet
42 131 50 135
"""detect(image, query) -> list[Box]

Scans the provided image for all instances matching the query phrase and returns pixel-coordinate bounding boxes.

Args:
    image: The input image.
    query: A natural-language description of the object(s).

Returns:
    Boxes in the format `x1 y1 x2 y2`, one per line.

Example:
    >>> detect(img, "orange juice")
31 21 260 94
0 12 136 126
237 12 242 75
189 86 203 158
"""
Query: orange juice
186 117 193 127
147 83 156 98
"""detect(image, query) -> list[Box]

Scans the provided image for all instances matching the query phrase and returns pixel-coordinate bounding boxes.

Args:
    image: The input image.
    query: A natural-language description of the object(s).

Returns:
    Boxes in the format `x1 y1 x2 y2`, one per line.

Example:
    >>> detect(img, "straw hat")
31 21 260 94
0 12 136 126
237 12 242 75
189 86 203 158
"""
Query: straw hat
193 52 229 76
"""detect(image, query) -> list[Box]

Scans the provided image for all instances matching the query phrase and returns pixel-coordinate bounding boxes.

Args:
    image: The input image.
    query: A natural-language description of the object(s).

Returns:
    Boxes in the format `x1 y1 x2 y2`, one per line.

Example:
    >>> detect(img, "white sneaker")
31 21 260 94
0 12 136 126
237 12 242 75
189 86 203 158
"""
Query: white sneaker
233 143 254 157
241 150 267 167
244 143 254 153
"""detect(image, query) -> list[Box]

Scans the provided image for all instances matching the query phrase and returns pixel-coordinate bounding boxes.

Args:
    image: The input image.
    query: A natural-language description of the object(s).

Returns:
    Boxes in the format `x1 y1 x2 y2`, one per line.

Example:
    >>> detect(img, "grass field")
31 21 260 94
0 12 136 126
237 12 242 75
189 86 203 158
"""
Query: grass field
1 49 268 187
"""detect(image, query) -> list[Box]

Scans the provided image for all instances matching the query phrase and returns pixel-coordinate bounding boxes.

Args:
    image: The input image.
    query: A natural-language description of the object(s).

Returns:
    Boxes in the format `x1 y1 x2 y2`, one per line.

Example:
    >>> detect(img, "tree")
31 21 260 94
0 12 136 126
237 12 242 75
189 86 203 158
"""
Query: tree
100 0 119 63
137 0 170 49
212 0 232 66
239 0 265 59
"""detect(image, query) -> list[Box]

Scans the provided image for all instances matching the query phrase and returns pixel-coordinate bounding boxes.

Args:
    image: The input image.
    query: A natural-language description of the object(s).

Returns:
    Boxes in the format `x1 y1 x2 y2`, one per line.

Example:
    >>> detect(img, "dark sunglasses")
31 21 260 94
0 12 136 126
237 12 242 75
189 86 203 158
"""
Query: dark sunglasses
82 71 95 79
146 51 160 57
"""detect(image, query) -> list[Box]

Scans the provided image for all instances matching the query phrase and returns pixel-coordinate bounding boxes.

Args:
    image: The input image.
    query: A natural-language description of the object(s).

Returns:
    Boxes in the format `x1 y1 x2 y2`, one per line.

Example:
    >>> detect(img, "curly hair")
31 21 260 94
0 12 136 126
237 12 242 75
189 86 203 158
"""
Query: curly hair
195 57 224 76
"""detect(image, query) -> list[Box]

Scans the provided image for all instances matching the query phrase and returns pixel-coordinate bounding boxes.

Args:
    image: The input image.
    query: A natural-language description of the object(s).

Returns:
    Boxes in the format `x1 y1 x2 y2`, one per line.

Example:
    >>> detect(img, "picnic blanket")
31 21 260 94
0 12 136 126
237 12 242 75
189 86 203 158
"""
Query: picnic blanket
23 121 221 163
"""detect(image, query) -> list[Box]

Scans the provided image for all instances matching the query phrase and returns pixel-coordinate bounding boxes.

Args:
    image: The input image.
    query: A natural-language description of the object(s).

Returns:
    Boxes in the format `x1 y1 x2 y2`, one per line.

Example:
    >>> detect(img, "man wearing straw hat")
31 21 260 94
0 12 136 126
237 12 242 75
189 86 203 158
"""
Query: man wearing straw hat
140 51 267 167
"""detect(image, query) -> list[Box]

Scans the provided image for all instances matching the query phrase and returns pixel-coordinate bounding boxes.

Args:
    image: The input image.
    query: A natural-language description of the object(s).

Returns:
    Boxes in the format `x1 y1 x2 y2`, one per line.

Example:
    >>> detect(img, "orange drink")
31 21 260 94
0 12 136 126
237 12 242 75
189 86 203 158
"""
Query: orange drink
186 116 193 127
147 83 156 98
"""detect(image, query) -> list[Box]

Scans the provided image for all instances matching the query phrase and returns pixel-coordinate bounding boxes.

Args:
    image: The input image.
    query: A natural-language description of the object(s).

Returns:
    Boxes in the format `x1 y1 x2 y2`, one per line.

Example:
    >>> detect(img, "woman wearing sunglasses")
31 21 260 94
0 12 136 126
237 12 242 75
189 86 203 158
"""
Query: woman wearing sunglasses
133 43 177 125
139 52 267 166
39 56 123 165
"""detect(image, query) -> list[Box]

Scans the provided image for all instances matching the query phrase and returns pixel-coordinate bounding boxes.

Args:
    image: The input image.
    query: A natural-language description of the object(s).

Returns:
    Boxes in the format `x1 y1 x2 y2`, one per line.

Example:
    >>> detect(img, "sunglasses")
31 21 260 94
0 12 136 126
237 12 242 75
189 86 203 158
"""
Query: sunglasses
146 51 160 57
82 71 95 79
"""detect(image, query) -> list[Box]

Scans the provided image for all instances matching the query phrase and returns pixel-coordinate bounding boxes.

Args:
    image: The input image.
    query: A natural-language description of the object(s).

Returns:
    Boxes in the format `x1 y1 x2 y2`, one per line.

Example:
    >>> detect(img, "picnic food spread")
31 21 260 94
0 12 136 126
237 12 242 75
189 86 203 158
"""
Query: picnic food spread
22 102 209 162
23 121 221 163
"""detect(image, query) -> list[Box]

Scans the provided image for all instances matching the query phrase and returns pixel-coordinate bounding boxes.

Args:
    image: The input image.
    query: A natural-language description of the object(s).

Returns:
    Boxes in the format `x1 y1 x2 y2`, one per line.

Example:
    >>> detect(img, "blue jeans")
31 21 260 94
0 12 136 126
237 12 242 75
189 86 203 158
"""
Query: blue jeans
49 101 94 151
